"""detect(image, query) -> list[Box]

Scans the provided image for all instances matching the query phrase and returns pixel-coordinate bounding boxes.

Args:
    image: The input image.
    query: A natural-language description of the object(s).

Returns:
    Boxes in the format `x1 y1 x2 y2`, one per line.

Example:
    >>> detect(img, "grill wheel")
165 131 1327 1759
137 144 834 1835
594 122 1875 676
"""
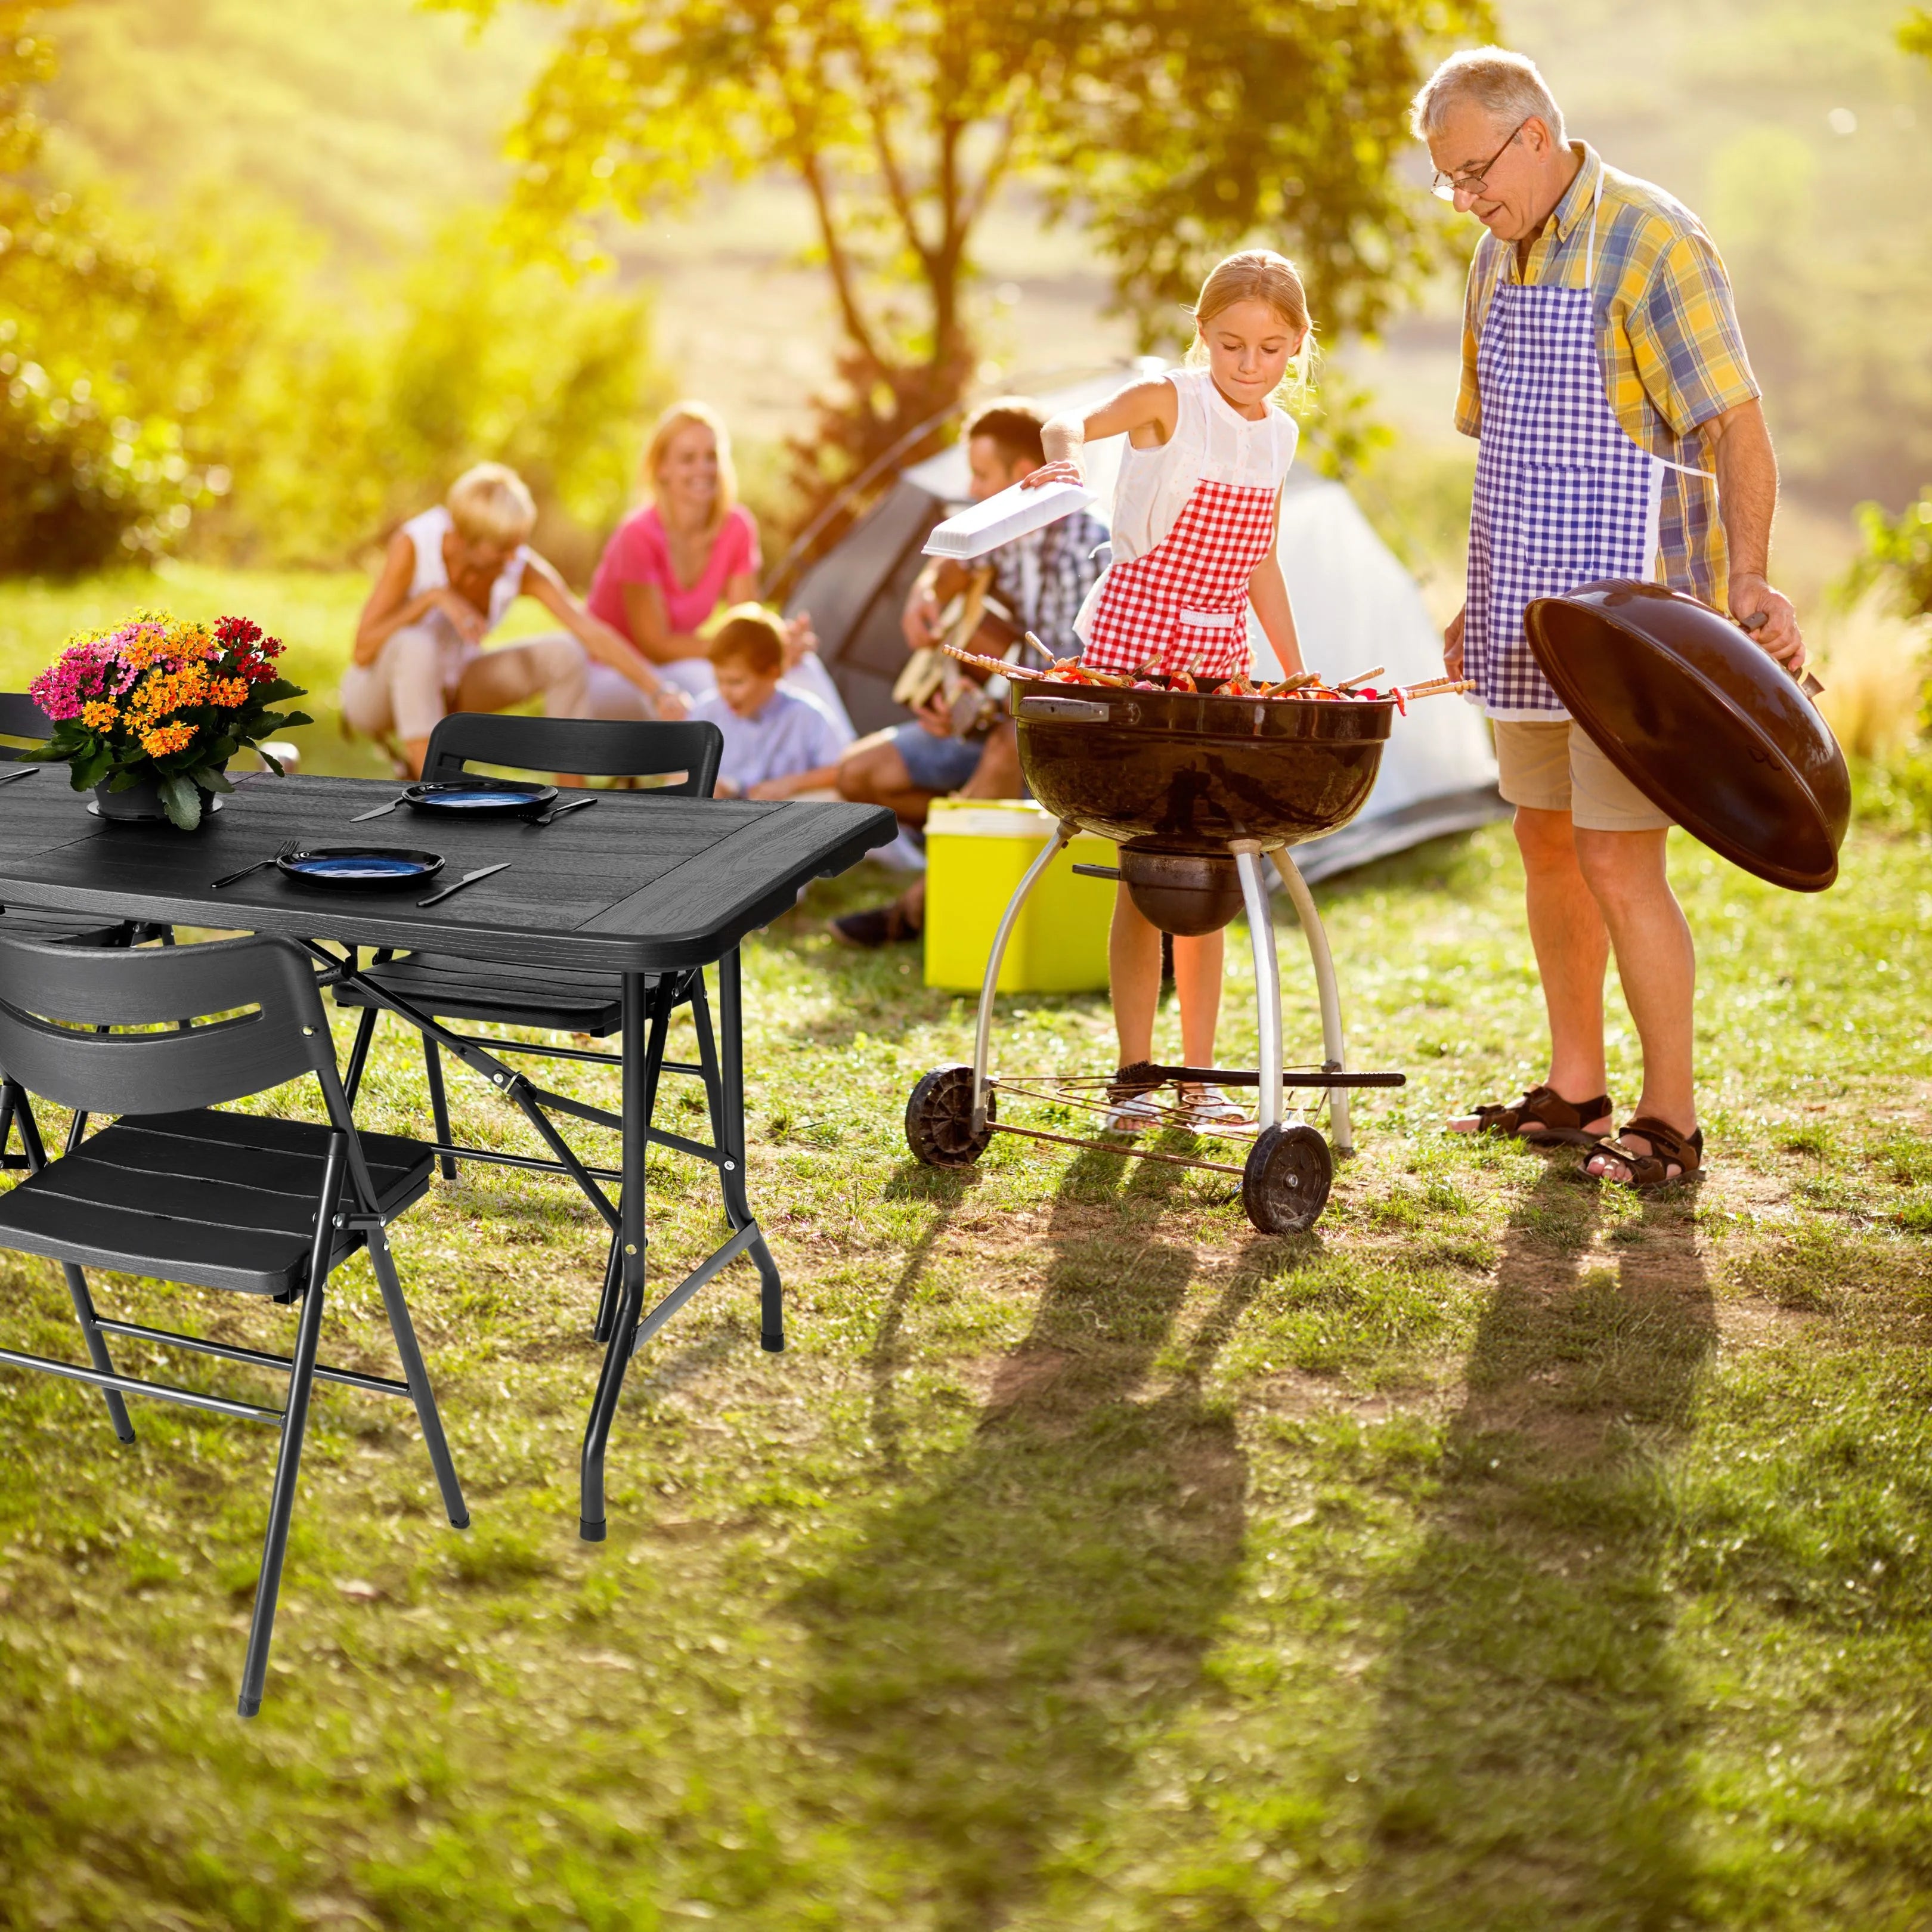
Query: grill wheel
1242 1122 1333 1234
906 1064 995 1168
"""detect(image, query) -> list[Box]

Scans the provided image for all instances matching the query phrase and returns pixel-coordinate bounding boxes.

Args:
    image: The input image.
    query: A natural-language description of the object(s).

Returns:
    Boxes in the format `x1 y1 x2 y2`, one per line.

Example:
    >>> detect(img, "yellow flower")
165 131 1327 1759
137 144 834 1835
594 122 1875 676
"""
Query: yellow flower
140 723 195 757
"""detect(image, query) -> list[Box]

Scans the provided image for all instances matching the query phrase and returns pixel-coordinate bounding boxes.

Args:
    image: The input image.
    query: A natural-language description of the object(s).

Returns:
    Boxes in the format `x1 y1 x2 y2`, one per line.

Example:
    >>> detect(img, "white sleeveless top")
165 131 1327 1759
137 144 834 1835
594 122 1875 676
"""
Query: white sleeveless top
1103 366 1298 566
400 506 532 662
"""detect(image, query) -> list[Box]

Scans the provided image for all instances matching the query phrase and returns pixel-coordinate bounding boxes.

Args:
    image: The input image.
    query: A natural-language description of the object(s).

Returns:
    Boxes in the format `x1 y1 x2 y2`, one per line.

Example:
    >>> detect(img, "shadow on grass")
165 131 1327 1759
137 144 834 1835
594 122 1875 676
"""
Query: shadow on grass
794 1143 1262 1928
1348 1164 1717 1929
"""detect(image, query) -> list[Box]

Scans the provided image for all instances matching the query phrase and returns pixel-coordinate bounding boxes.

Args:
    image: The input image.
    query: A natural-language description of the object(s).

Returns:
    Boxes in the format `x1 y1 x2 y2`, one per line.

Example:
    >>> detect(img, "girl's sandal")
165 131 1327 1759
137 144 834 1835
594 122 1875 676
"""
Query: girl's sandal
1456 1083 1612 1146
1584 1116 1704 1189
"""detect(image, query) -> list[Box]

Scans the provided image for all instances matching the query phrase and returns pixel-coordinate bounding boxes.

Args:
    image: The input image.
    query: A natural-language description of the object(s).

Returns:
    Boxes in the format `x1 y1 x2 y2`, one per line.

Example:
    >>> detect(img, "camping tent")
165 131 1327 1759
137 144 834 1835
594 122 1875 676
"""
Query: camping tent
784 369 1504 882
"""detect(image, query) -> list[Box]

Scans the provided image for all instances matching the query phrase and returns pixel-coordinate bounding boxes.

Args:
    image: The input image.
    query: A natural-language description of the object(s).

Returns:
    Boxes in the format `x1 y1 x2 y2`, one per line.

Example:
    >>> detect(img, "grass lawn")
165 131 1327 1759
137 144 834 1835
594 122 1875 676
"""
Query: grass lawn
0 569 1930 1927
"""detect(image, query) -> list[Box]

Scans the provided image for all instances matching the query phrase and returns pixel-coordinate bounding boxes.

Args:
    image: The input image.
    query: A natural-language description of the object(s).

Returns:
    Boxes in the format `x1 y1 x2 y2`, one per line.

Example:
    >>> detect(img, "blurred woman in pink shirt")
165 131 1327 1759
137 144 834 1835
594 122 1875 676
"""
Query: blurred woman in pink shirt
586 401 851 730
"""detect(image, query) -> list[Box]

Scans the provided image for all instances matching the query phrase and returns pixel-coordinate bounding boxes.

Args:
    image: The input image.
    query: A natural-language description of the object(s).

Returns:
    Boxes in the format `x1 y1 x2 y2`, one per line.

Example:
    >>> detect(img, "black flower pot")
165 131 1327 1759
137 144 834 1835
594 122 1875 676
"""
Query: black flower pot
92 771 225 825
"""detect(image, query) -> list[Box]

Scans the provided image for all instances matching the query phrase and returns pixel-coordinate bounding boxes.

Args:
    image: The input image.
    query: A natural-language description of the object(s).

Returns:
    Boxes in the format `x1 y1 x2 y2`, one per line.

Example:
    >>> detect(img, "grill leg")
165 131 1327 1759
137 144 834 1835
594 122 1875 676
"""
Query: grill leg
971 821 1077 1132
1233 844 1283 1134
1273 850 1352 1156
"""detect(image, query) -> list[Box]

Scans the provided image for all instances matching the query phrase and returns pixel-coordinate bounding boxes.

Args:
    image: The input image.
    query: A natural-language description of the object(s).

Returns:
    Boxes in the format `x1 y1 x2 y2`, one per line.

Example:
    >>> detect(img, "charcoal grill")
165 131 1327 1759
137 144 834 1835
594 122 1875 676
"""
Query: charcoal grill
905 684 1408 1233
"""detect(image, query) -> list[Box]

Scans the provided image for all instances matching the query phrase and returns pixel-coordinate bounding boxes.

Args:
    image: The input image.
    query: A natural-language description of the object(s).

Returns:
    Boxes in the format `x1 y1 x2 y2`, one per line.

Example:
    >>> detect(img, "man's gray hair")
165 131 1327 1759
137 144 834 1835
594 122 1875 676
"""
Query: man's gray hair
1410 47 1566 149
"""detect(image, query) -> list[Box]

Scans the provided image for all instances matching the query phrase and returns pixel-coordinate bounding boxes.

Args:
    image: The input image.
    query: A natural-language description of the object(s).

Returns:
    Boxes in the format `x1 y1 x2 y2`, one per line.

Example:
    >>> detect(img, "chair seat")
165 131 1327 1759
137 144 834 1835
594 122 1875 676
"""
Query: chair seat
333 953 668 1036
0 1110 433 1298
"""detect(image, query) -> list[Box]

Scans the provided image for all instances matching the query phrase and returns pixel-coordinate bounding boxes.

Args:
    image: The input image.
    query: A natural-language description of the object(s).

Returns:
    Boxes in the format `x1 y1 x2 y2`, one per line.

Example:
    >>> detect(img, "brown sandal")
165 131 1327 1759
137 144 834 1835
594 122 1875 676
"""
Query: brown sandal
1585 1115 1704 1188
1462 1084 1612 1146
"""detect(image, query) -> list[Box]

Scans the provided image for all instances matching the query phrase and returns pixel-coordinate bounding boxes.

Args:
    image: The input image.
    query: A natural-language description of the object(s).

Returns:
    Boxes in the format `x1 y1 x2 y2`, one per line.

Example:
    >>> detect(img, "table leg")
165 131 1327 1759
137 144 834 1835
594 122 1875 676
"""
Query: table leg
717 946 784 1352
578 968 649 1542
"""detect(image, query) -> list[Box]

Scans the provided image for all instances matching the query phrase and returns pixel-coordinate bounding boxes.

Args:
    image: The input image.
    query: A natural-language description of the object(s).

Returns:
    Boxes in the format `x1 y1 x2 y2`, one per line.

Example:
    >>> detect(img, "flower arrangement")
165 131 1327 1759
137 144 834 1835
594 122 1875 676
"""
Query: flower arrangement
24 612 311 828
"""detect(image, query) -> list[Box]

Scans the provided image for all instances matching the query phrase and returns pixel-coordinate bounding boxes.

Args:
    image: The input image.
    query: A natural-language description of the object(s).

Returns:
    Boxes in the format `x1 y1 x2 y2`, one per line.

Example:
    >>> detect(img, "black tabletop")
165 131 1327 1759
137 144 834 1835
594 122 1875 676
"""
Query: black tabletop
0 769 897 971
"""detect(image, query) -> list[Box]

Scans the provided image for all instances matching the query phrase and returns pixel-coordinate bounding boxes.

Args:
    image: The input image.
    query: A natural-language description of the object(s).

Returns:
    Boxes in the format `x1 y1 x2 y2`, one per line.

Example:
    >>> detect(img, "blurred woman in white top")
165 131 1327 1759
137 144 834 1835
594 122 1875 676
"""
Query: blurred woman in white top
341 463 683 778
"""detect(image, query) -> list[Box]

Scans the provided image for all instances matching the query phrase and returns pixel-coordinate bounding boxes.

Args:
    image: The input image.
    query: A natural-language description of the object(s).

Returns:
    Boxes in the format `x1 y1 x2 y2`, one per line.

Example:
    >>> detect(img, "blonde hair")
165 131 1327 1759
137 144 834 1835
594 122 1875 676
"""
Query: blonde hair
445 462 537 547
707 603 785 676
644 400 737 537
1410 48 1566 148
1184 250 1317 407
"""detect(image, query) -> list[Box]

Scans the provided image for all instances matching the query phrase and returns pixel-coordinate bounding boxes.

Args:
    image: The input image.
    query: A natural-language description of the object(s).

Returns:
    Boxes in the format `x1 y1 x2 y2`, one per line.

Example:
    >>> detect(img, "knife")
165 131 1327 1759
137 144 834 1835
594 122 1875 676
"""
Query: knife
0 764 41 786
417 860 511 908
351 795 407 822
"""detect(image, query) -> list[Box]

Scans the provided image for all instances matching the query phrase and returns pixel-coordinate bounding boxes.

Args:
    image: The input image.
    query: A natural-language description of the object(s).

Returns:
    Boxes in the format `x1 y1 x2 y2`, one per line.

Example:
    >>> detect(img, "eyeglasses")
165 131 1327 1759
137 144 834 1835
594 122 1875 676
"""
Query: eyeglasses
1431 119 1528 203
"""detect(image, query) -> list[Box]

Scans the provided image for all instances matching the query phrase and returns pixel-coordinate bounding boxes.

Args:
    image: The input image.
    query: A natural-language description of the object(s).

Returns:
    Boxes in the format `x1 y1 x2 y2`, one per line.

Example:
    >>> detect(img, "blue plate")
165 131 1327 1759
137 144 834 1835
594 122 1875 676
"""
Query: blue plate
403 779 557 817
277 847 445 891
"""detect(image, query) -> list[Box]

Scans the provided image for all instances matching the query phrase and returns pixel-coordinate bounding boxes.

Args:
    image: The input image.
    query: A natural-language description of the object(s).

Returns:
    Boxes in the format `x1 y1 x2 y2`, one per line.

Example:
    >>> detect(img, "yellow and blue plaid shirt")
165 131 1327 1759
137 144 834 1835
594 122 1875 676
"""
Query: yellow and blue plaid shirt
1458 143 1760 606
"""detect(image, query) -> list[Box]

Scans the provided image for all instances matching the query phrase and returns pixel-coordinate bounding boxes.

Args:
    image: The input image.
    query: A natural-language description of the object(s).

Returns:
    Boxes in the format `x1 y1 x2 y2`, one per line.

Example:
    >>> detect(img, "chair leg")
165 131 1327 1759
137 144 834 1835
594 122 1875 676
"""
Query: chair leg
342 1005 380 1107
61 1264 135 1444
592 1225 624 1345
421 1036 456 1179
365 1224 467 1529
237 1263 327 1718
237 1136 351 1718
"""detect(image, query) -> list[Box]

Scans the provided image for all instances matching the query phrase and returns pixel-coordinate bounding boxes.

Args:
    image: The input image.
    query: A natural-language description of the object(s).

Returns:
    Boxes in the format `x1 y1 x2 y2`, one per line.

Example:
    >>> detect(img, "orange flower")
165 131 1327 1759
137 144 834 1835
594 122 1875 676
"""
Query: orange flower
81 699 119 730
208 677 249 708
140 722 195 757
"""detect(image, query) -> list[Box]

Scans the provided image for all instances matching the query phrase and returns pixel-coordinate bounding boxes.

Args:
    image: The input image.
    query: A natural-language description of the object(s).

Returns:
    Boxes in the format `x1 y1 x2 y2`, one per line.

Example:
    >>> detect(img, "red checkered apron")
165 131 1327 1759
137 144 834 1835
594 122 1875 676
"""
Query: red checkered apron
1079 477 1279 679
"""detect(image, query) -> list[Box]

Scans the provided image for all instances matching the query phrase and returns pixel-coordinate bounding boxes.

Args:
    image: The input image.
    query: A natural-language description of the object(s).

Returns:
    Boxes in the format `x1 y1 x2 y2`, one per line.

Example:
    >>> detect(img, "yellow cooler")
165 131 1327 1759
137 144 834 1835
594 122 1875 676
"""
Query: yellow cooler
922 799 1116 993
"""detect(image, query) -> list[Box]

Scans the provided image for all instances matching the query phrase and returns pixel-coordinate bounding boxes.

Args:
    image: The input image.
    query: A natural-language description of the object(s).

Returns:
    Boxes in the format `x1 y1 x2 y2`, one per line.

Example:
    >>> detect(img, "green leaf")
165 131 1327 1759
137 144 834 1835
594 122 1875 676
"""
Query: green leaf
191 764 235 794
69 748 114 791
159 773 203 829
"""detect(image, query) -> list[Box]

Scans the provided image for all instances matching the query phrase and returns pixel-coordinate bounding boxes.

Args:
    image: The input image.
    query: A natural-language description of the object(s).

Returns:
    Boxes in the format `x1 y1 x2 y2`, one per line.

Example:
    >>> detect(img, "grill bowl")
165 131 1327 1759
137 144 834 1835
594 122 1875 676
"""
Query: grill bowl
1014 686 1394 852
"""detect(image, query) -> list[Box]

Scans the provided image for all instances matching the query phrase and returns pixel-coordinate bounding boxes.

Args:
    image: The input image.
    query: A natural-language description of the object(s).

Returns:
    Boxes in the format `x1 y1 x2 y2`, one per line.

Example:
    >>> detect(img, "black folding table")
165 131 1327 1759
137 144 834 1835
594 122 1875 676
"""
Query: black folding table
0 767 895 1536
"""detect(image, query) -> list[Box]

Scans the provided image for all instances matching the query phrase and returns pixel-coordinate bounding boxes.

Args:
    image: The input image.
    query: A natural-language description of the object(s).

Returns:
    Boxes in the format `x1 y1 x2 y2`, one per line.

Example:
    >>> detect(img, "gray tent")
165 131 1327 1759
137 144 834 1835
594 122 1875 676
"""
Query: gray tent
786 370 1504 881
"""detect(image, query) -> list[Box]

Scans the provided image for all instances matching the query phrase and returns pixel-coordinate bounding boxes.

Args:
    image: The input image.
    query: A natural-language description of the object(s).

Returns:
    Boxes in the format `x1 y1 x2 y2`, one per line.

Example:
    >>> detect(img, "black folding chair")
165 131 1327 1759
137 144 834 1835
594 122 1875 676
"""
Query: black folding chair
332 714 726 1341
0 933 467 1716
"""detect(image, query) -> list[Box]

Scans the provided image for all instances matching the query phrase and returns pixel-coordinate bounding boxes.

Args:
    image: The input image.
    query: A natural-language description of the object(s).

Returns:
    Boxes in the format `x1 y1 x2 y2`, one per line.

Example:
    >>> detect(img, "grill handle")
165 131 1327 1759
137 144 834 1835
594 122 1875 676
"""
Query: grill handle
1070 863 1122 882
1018 694 1138 724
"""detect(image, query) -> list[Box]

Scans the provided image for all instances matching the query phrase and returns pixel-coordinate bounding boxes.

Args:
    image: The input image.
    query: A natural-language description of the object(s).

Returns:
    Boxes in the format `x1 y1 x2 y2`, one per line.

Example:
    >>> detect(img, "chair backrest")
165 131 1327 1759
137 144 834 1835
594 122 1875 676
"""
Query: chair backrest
0 933 335 1118
423 713 724 797
0 692 52 750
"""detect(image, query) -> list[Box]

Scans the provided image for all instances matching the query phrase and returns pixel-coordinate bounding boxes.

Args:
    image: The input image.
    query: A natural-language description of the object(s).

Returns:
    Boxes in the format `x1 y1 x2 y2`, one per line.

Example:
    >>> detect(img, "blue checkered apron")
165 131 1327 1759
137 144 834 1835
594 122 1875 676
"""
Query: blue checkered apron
1465 179 1715 720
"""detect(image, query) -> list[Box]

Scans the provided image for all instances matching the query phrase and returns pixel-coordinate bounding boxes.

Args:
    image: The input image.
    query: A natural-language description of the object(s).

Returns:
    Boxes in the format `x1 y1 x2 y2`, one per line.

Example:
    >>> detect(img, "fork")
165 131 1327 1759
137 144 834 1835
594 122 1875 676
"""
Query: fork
213 838 305 890
530 794 597 828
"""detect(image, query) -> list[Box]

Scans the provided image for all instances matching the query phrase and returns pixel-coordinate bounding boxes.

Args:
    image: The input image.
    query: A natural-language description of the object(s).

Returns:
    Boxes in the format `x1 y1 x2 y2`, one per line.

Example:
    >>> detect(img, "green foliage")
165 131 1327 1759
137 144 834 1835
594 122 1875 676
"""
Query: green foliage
467 0 1491 515
1853 493 1932 619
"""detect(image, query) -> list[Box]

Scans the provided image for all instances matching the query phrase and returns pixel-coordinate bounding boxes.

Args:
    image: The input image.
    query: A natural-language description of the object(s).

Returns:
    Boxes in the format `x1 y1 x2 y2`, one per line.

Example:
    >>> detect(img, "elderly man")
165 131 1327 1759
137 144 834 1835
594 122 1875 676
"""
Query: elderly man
1416 48 1806 1188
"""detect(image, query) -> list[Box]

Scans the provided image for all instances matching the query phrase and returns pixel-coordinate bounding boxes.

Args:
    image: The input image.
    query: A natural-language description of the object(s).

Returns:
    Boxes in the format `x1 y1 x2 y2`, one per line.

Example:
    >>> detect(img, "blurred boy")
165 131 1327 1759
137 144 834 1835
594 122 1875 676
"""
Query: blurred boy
691 606 846 801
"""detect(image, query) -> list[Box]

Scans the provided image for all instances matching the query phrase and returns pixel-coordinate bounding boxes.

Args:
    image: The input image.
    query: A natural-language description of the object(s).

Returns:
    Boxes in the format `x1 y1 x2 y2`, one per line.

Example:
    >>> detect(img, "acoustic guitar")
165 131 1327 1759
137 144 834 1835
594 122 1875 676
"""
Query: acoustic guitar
893 561 1029 739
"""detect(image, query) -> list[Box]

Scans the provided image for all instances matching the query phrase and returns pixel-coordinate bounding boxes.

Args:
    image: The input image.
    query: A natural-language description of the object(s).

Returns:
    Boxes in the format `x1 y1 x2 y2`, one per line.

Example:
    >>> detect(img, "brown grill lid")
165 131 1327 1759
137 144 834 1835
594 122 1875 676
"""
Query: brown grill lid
1524 580 1850 892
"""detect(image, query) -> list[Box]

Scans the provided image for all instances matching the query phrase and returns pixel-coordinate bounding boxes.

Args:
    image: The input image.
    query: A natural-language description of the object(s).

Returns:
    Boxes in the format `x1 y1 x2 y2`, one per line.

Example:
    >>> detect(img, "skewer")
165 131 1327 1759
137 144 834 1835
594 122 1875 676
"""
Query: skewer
1262 671 1320 696
1401 679 1476 699
1335 665 1386 691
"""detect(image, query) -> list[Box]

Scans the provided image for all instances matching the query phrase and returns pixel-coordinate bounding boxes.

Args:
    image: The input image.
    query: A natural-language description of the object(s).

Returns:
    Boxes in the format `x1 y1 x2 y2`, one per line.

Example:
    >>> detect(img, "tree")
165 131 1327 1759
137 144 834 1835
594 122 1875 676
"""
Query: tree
453 0 1490 515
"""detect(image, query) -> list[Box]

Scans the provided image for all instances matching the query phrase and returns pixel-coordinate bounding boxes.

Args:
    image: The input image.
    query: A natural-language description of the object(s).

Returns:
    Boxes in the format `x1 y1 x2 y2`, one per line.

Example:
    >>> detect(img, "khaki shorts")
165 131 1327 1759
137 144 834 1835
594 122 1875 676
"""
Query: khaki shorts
1491 720 1671 833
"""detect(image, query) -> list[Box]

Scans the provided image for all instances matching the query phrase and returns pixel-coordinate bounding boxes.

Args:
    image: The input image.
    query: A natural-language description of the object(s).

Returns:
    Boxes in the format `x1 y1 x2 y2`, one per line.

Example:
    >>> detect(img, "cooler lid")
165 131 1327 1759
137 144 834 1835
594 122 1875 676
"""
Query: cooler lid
1523 581 1850 893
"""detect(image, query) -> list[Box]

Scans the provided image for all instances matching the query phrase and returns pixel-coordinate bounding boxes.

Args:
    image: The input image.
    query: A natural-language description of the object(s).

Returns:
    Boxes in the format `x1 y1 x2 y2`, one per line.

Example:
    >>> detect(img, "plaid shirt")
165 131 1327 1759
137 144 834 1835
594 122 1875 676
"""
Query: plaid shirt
989 508 1108 657
1458 143 1760 606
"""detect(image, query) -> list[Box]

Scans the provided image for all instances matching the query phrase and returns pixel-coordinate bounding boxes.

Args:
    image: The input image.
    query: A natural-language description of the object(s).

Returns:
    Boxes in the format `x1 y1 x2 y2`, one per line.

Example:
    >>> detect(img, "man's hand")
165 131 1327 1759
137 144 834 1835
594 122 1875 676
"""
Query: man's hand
781 611 819 669
902 586 942 651
1444 605 1466 681
432 587 488 645
1729 572 1805 673
915 689 953 738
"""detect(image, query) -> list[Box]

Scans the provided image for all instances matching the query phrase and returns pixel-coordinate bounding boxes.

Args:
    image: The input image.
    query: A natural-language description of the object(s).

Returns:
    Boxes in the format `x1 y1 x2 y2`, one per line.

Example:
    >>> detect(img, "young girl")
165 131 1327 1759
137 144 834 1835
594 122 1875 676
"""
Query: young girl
1025 250 1314 1132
